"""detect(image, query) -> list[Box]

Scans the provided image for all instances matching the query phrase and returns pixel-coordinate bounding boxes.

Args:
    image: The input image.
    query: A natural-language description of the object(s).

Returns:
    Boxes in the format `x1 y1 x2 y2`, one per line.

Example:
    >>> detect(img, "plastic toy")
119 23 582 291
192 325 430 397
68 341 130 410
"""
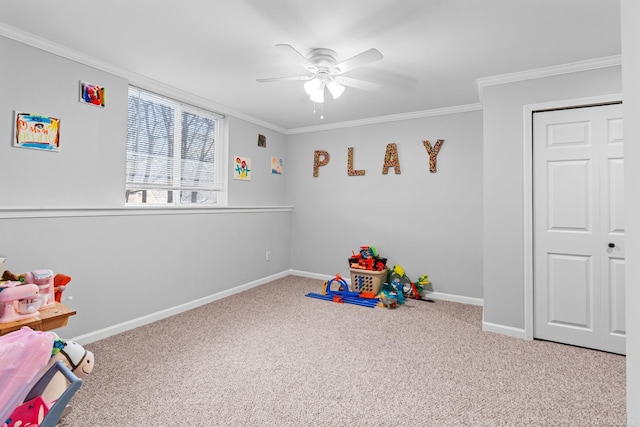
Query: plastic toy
4 360 82 427
348 246 387 271
378 292 397 309
23 269 55 308
388 265 434 302
306 273 380 308
391 282 407 305
53 274 72 303
0 282 42 323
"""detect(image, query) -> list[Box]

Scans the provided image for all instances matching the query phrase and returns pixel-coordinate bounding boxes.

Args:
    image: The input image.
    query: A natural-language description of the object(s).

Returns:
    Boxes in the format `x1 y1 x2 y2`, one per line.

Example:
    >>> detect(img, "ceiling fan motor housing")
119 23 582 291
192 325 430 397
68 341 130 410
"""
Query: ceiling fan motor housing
306 48 339 72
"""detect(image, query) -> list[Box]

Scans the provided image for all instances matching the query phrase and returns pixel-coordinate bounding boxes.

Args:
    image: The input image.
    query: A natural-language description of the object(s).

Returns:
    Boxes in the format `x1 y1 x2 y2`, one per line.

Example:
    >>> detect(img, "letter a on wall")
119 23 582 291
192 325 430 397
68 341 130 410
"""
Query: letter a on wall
382 143 401 175
313 150 330 177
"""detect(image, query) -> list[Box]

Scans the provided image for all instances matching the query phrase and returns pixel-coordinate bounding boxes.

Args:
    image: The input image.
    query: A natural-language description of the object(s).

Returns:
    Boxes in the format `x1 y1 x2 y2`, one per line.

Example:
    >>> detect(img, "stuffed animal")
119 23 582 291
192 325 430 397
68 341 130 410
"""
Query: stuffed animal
41 333 94 409
1 270 24 282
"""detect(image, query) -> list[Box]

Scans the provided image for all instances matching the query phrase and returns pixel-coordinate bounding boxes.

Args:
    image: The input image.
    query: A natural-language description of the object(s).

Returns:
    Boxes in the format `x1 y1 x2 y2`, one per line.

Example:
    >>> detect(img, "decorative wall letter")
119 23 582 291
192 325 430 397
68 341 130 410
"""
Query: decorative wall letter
347 147 365 176
313 150 330 177
382 143 401 175
423 139 444 173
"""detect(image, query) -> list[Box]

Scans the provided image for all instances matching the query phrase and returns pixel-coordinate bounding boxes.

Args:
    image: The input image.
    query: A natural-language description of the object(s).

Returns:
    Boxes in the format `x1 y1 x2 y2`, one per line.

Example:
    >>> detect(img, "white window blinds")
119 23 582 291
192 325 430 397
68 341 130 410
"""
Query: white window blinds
126 87 224 205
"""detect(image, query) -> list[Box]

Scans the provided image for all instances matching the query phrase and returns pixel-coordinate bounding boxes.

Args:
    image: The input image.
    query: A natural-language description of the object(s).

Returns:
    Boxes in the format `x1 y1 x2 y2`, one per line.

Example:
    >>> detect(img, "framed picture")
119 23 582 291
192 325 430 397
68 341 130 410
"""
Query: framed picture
234 156 251 180
79 81 105 107
257 134 266 148
271 156 283 175
14 112 61 152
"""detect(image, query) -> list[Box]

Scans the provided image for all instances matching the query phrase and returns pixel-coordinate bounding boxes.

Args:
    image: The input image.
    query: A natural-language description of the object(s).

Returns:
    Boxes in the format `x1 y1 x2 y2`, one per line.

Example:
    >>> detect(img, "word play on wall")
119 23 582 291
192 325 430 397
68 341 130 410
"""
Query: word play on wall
313 139 444 177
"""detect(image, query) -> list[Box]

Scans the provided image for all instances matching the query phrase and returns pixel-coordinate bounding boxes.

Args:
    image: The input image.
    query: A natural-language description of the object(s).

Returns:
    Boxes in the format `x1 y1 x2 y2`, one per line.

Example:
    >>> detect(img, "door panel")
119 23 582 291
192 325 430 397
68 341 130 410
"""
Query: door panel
547 253 592 329
547 160 591 231
608 257 625 335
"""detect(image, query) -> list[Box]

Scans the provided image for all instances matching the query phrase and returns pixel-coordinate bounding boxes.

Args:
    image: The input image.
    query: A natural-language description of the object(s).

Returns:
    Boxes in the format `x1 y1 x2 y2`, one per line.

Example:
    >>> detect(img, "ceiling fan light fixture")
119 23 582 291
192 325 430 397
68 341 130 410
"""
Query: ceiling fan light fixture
304 78 323 96
309 85 325 103
327 81 345 99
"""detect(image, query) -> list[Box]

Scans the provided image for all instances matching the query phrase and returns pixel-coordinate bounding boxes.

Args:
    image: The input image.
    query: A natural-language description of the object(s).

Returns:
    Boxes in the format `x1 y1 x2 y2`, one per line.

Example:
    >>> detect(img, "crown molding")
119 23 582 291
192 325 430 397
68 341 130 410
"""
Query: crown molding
0 23 288 135
476 55 622 103
287 103 483 135
2 23 619 135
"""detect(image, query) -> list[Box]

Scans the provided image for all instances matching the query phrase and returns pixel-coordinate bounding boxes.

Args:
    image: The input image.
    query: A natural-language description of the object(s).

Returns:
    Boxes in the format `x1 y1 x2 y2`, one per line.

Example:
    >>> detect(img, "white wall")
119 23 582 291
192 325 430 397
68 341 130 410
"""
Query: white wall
0 36 292 341
482 66 622 332
286 111 484 301
621 1 640 424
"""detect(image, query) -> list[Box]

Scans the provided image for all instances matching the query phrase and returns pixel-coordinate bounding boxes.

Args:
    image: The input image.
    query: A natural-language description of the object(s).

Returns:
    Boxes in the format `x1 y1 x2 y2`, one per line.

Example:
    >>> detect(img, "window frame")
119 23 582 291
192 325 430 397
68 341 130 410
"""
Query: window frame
125 86 227 207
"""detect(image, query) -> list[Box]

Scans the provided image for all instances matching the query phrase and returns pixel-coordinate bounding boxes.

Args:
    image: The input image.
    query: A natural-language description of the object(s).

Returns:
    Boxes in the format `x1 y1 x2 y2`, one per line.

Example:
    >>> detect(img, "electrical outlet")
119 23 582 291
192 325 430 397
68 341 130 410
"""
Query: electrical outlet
266 250 271 261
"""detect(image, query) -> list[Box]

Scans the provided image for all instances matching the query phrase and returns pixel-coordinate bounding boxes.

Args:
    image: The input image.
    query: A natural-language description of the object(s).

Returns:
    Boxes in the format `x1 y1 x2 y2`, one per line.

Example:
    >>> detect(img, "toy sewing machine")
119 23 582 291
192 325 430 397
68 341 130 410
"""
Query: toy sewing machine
0 281 42 323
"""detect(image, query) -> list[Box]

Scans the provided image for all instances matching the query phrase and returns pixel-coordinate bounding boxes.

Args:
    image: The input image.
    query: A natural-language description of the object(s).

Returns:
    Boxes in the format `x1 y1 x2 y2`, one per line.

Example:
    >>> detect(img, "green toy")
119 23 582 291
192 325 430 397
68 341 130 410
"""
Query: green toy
388 265 434 302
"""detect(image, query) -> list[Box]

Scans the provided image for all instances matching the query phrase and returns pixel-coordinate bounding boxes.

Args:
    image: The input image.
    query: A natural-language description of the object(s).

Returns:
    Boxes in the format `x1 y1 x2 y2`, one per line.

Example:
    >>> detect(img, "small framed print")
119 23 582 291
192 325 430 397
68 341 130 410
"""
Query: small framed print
80 81 105 107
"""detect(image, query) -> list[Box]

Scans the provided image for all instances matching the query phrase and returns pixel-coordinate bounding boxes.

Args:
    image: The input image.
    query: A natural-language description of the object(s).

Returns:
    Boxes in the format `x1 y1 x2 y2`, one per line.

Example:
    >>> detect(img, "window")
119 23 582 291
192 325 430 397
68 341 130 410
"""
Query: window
126 87 225 205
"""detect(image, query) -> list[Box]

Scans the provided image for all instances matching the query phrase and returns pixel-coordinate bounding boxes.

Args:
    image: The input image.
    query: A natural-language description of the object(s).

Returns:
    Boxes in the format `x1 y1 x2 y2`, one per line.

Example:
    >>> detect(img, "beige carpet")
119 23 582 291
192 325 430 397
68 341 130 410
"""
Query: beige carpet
58 276 626 426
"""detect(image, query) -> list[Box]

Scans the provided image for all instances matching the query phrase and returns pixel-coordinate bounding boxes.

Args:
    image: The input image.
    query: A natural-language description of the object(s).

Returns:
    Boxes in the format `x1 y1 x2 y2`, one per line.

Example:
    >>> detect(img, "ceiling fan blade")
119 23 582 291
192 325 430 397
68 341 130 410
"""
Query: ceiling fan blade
275 44 317 72
332 48 383 74
257 75 311 83
333 76 381 91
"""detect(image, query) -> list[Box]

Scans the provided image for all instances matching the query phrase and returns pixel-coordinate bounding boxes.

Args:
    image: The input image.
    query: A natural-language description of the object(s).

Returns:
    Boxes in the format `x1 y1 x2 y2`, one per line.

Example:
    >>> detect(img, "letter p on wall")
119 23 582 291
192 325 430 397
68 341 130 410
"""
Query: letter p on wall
313 150 330 177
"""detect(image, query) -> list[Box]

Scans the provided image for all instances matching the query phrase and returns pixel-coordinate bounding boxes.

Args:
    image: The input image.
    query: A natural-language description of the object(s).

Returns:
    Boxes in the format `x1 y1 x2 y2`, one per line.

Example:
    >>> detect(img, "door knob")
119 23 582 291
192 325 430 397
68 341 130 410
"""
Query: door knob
608 243 615 248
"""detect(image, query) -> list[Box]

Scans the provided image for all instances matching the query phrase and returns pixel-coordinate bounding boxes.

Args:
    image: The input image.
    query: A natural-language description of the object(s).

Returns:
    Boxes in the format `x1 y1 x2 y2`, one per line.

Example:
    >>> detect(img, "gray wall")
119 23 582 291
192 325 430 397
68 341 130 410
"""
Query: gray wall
286 111 484 300
0 36 291 340
621 0 640 423
227 115 287 206
482 66 623 330
0 37 128 206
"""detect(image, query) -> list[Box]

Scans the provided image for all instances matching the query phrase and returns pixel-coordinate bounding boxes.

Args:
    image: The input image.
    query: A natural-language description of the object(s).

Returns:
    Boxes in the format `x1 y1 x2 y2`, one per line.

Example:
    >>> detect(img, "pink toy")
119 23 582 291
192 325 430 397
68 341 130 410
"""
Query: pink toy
23 269 55 308
0 282 41 323
0 328 54 423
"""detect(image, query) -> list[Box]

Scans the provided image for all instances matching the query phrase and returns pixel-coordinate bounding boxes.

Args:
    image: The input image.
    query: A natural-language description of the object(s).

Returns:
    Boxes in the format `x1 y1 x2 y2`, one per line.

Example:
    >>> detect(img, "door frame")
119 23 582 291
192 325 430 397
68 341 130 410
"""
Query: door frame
522 93 623 340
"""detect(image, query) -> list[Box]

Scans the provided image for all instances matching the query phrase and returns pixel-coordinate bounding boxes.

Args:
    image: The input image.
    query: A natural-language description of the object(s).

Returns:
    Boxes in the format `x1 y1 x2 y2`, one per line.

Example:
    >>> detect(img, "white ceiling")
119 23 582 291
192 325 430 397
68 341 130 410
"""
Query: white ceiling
0 0 621 132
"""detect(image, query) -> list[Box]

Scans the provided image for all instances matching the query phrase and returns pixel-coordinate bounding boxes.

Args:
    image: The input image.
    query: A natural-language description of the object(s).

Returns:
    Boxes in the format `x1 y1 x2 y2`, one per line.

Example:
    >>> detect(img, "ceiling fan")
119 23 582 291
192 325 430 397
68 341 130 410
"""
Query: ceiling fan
257 44 383 104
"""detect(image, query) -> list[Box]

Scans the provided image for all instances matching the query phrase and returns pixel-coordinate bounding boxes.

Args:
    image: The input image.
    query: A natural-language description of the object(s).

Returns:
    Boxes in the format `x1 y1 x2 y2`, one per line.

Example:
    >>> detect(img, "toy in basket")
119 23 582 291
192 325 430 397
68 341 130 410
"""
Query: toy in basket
348 246 387 271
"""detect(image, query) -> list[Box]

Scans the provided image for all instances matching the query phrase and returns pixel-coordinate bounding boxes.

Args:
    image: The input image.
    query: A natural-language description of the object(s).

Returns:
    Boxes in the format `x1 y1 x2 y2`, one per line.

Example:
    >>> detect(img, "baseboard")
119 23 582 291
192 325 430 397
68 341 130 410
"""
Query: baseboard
72 270 291 345
288 270 336 281
73 270 487 345
426 291 483 306
482 317 529 340
289 270 484 306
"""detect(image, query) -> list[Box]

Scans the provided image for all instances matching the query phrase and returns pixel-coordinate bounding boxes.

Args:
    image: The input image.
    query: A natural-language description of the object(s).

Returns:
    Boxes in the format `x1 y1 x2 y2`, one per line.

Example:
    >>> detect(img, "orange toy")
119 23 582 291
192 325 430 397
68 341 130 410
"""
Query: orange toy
53 274 72 303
